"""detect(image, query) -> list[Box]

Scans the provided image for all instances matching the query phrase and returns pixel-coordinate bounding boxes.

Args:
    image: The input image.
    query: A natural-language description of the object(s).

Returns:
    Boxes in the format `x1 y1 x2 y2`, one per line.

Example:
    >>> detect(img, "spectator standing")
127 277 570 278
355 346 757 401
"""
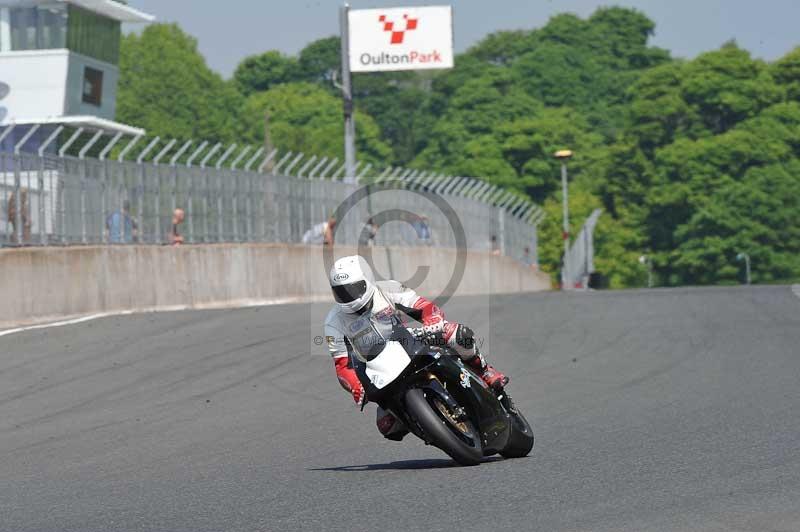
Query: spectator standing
359 217 378 247
165 208 185 245
323 216 336 246
106 200 138 244
522 246 537 268
303 216 337 246
490 235 501 256
413 215 431 244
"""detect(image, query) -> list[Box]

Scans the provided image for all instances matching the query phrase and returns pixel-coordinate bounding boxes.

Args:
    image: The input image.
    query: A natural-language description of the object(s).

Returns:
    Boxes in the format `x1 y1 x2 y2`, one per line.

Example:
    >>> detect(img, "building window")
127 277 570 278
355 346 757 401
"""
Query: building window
10 7 38 50
67 5 120 65
9 5 67 51
82 67 103 106
8 5 120 64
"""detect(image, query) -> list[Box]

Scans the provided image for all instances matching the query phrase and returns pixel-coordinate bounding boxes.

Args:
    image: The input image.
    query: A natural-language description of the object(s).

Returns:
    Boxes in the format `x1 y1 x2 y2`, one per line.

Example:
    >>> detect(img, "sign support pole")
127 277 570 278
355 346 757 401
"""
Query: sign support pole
339 4 357 184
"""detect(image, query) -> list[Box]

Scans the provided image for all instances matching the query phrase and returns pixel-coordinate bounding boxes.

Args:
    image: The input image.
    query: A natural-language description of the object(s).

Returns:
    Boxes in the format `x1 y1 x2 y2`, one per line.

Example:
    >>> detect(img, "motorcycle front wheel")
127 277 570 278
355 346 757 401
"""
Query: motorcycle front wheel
499 395 534 459
404 387 483 466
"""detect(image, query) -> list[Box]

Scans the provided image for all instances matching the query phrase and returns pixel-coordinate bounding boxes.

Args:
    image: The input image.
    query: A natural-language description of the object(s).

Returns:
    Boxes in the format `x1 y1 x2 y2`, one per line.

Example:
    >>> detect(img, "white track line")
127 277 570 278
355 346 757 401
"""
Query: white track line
0 296 332 339
792 285 800 299
0 312 135 339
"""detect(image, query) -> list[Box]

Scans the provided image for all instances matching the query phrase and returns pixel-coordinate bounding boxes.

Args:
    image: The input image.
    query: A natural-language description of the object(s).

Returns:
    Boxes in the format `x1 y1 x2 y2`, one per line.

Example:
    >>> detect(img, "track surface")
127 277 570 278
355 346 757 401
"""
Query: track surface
1 286 799 531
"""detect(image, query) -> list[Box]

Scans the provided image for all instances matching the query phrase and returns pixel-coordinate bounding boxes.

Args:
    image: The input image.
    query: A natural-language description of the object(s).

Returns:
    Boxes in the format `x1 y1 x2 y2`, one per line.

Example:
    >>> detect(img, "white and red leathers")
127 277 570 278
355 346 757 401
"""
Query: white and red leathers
324 279 508 439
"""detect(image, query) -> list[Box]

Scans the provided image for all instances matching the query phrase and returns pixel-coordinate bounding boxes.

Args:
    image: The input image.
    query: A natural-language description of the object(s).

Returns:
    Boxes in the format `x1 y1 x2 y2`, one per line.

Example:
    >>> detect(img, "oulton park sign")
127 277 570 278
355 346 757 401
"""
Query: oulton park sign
348 6 454 73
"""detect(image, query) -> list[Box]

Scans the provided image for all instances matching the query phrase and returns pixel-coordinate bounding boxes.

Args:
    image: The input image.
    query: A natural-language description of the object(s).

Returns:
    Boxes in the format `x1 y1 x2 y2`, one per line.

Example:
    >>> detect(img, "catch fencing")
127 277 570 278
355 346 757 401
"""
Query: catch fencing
563 209 602 289
0 128 544 264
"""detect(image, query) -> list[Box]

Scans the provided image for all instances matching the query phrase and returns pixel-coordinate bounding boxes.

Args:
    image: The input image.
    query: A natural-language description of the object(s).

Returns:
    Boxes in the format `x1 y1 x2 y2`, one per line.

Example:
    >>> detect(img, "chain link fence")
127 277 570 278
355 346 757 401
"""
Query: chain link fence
1 128 544 265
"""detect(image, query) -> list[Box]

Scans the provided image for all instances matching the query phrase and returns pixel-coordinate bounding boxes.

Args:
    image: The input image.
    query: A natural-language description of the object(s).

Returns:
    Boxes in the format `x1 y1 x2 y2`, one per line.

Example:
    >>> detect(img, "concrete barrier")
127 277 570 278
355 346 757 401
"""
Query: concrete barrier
0 244 551 328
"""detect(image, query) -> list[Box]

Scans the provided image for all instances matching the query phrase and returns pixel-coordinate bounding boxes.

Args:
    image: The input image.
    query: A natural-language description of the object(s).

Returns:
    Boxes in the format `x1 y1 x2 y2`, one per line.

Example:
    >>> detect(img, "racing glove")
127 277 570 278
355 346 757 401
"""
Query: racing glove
421 315 444 336
413 297 446 336
334 357 365 406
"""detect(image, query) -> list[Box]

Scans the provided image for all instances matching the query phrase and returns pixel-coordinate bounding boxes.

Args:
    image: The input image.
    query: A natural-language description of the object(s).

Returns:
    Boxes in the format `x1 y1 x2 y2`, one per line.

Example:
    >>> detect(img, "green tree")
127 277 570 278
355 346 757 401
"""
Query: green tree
240 83 391 165
497 108 604 199
626 61 697 151
297 36 341 84
680 43 783 134
233 51 299 96
586 7 669 69
355 74 433 164
772 47 800 100
670 163 800 284
414 70 541 176
642 102 800 285
467 30 530 66
117 24 244 144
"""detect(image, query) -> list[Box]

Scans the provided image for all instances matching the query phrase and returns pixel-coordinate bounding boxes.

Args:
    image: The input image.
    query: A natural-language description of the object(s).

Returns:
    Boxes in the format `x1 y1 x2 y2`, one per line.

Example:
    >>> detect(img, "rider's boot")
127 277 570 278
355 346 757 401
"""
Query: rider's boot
376 407 409 441
465 351 509 391
445 323 509 391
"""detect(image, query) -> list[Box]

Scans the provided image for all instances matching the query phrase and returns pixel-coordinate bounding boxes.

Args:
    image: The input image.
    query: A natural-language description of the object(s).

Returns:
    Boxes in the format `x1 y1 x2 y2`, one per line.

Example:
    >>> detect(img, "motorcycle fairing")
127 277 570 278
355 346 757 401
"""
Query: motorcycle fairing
365 341 411 389
422 354 512 454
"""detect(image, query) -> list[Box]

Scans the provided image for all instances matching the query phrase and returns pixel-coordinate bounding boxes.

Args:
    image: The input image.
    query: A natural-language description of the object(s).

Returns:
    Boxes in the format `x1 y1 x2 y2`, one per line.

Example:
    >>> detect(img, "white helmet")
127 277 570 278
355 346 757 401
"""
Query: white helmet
329 255 376 313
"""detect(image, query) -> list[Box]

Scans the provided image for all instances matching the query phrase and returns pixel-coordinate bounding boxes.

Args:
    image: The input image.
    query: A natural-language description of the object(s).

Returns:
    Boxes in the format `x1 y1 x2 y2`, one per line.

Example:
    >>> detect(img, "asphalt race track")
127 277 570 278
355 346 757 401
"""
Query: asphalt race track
1 286 799 532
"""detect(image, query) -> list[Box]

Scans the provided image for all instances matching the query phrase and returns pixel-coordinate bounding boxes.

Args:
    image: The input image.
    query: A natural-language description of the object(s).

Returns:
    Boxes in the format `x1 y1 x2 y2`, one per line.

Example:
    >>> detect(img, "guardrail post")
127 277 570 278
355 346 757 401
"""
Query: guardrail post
11 149 22 244
215 144 237 241
245 163 253 241
199 143 222 242
233 146 252 240
38 146 48 245
101 142 109 244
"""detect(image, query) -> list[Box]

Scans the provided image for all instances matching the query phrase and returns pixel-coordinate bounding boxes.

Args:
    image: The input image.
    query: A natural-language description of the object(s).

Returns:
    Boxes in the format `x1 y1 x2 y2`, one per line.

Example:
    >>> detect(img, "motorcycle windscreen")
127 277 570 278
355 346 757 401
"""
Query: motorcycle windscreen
365 341 411 389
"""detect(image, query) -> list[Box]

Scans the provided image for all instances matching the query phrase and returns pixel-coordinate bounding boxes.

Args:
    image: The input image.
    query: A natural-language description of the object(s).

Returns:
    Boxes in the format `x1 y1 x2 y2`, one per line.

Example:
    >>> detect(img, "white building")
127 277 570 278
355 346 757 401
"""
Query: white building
0 0 154 150
0 1 153 243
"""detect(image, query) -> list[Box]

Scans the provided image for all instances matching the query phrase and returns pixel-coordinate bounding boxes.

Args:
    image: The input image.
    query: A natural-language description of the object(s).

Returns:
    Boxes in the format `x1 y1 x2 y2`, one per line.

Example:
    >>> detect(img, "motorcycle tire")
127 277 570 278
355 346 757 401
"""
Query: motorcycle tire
404 387 483 466
500 408 534 459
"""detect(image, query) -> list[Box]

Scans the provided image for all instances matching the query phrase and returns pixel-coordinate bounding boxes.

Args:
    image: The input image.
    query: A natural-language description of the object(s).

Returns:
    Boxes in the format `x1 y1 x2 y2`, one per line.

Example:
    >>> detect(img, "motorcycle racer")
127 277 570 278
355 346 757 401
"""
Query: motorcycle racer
324 255 509 440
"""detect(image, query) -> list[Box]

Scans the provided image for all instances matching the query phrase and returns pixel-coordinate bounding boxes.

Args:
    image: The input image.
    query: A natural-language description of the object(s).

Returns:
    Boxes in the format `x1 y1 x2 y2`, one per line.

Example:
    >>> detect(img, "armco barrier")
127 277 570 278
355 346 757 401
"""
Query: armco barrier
0 245 551 328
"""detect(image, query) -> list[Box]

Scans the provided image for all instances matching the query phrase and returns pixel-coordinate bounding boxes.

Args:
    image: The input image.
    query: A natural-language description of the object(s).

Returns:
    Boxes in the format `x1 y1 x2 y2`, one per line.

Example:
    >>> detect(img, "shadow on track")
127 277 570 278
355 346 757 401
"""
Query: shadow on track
309 457 506 472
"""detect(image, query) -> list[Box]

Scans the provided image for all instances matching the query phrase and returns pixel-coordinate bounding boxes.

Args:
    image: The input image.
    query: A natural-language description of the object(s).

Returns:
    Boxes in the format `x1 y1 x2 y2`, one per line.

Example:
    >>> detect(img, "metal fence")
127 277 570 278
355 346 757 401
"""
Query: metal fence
563 209 602 289
0 129 545 264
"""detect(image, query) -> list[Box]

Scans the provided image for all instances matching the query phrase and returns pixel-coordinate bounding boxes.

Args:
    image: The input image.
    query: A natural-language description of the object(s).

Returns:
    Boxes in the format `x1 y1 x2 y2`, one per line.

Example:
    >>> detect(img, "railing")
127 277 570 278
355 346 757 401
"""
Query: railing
0 130 545 264
563 209 602 289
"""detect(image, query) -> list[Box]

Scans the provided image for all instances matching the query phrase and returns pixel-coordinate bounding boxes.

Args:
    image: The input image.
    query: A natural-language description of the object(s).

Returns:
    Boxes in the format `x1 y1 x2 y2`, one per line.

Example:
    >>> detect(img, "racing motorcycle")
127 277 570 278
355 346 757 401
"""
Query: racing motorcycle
348 308 534 466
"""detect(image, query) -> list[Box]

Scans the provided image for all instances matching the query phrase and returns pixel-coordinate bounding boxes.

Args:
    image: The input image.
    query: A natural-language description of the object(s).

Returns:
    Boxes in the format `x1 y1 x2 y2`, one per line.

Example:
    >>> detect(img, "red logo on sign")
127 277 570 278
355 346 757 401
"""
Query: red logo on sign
378 14 418 45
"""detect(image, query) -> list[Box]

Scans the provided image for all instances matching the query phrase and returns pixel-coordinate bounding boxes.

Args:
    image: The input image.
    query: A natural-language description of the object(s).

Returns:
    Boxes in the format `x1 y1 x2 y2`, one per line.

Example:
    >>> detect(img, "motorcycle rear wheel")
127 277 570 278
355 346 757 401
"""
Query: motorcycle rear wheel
405 387 483 466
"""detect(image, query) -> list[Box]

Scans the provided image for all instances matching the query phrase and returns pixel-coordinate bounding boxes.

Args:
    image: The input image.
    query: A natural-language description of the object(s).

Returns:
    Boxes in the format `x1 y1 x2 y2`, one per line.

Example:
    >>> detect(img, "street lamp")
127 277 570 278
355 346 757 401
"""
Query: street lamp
554 150 573 290
736 253 751 285
639 255 653 288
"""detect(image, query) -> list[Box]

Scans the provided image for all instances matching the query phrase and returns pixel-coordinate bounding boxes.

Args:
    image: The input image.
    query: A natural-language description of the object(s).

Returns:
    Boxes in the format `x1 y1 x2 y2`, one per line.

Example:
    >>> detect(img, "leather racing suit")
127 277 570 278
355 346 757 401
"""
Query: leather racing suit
324 280 507 439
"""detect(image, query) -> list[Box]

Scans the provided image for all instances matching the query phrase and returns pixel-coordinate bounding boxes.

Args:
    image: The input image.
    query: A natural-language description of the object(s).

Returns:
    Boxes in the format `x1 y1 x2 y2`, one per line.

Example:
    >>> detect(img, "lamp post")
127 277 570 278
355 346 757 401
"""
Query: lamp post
736 253 751 285
338 4 357 183
554 150 573 289
639 255 653 288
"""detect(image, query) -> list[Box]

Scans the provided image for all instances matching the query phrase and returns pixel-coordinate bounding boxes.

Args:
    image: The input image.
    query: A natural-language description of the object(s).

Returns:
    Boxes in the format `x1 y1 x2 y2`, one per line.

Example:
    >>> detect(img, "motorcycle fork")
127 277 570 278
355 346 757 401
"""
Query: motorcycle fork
382 373 443 444
408 377 470 445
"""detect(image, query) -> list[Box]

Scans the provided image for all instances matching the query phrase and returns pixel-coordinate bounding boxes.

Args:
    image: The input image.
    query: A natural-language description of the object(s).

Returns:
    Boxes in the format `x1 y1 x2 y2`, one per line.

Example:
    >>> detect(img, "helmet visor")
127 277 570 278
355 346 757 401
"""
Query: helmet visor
332 280 368 304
